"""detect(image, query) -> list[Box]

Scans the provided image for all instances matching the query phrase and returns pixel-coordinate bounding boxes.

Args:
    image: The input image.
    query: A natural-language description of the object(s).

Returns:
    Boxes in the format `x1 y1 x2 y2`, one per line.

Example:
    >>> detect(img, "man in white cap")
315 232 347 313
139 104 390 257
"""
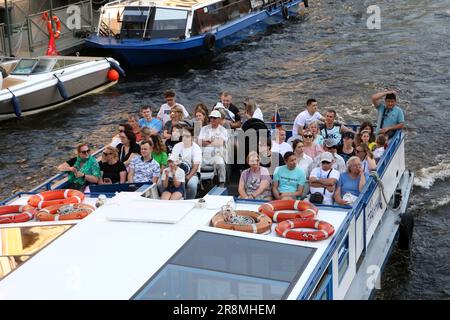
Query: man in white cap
309 151 340 205
198 110 229 187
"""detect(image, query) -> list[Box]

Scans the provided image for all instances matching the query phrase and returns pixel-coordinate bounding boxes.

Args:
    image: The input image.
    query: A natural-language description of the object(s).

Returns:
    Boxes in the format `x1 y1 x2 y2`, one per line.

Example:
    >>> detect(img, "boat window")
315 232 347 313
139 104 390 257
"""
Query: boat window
32 59 57 74
311 264 332 300
10 59 38 75
0 224 73 280
338 235 350 284
191 0 252 35
133 231 316 300
150 8 188 39
120 6 153 39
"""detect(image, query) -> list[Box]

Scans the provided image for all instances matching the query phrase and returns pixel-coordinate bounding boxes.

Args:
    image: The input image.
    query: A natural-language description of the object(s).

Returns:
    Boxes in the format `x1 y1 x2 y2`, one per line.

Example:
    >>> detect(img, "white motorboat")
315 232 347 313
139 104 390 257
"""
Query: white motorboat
0 56 125 121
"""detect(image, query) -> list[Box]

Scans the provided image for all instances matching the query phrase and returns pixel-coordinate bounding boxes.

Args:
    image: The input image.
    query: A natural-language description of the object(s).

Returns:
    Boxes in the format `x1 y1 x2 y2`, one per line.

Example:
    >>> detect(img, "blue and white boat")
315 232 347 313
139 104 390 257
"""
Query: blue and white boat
0 124 414 300
85 0 309 67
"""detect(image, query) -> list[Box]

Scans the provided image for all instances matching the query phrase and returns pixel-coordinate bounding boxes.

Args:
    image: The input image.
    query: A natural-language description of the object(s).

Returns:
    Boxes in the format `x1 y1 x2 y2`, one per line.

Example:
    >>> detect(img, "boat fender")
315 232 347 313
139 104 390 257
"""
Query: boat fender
282 6 290 20
53 74 69 100
7 88 21 117
304 0 309 8
203 33 216 52
398 210 414 251
107 69 120 81
108 60 126 78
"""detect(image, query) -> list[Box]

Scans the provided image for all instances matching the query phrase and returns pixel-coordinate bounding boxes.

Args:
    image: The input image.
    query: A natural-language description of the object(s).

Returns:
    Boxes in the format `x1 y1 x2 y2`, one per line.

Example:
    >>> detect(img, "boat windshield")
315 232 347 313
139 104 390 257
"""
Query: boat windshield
11 58 57 75
0 224 73 280
150 8 188 39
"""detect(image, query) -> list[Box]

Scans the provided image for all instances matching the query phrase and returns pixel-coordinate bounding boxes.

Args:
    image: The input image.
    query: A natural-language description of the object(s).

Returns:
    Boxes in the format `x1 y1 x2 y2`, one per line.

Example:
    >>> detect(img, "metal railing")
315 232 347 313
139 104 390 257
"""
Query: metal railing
0 23 7 56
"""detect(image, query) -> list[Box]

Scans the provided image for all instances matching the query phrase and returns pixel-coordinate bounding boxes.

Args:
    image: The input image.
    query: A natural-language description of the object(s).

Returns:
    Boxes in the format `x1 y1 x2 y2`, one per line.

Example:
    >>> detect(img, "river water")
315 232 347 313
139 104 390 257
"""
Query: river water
1 0 449 299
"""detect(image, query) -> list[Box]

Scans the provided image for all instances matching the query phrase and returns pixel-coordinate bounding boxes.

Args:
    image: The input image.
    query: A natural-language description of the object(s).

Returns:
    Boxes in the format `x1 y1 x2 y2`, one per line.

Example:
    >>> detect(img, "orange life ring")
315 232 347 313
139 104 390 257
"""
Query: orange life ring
276 218 335 241
0 205 37 224
211 210 272 234
28 189 85 209
36 203 95 221
43 12 61 39
258 199 318 222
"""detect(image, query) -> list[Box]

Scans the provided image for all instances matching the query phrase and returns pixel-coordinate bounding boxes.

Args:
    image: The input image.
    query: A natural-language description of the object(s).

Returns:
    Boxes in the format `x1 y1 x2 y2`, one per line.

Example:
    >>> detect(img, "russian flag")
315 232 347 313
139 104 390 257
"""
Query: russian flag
272 107 282 128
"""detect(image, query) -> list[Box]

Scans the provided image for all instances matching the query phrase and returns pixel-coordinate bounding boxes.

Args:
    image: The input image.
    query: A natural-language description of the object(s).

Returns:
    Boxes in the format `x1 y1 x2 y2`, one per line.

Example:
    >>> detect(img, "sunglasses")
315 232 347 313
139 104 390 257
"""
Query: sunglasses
119 129 125 132
356 149 366 153
80 150 90 154
102 152 112 156
303 135 313 138
321 161 331 164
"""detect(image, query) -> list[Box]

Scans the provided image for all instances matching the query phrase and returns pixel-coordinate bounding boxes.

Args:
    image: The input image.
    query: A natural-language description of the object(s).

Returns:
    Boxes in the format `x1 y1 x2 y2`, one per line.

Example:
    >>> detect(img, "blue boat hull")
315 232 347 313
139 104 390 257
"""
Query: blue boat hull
85 2 305 67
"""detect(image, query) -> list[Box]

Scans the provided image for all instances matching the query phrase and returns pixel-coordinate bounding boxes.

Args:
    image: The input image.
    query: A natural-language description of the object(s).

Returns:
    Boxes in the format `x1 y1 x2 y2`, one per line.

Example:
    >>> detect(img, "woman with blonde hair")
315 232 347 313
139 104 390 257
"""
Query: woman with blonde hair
163 104 185 140
238 151 272 200
355 143 377 174
302 129 323 159
334 156 367 206
243 98 264 122
98 145 127 184
308 121 324 146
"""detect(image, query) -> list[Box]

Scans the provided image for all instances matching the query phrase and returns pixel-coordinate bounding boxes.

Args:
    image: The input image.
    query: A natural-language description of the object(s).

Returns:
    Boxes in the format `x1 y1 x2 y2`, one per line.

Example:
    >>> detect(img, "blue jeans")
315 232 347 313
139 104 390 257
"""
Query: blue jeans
186 174 199 199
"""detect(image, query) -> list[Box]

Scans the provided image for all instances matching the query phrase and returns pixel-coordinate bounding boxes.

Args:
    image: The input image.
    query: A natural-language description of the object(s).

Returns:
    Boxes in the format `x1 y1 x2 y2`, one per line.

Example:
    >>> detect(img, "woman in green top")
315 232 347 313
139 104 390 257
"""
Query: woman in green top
151 135 168 171
57 143 101 190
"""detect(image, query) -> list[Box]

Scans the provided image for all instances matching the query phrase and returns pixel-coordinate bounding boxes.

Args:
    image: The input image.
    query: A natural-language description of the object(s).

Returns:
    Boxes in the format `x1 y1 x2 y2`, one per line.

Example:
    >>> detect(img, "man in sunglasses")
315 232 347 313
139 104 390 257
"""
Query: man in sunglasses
309 152 340 205
57 143 101 190
157 89 189 127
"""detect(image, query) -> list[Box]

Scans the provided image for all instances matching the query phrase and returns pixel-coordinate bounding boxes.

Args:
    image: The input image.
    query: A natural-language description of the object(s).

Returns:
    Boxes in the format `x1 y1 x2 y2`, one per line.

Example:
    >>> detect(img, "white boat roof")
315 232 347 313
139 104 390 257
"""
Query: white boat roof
0 192 350 300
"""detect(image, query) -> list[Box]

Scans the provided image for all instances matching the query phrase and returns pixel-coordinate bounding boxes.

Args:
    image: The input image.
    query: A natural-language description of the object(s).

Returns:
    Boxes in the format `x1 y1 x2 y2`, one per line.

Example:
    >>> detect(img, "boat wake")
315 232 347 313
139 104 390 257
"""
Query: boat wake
413 157 450 189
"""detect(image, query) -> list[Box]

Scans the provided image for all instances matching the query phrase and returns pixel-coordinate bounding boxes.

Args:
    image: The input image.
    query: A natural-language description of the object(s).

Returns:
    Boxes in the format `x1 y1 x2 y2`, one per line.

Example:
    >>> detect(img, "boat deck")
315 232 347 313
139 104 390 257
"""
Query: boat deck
0 193 350 300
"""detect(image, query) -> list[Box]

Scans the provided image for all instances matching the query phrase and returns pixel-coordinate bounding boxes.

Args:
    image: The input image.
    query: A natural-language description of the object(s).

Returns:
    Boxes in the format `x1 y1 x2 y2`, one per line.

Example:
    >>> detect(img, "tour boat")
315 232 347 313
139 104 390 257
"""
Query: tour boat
85 0 309 67
0 56 125 121
0 123 414 300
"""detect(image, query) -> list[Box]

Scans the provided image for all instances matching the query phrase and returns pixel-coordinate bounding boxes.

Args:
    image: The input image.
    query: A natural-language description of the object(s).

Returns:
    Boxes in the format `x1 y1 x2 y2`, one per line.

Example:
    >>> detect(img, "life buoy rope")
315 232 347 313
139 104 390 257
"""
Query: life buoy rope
275 218 335 241
36 203 95 221
258 199 318 222
28 189 85 209
211 210 272 234
0 205 37 224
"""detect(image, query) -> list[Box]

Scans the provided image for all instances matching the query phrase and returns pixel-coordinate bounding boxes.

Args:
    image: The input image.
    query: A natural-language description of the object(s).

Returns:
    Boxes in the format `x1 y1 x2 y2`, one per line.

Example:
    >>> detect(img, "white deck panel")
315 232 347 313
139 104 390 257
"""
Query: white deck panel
0 193 350 299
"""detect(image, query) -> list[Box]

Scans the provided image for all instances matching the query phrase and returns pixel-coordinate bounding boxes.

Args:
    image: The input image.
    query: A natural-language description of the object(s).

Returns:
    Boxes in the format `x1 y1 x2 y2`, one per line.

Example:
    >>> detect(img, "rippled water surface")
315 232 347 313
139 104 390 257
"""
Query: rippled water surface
1 0 449 299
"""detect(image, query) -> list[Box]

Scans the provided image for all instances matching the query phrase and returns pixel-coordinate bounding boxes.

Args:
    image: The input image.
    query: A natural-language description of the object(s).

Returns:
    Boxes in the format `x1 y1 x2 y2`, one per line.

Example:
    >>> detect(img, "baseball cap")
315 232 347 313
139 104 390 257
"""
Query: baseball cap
167 154 180 164
320 152 334 163
209 110 221 118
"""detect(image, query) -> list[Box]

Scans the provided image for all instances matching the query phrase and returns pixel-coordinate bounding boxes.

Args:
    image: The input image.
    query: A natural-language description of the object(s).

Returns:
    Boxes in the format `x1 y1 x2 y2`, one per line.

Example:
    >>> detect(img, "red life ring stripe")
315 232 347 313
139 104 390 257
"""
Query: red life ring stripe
27 189 85 209
0 205 37 224
275 218 335 241
258 199 318 222
43 12 61 39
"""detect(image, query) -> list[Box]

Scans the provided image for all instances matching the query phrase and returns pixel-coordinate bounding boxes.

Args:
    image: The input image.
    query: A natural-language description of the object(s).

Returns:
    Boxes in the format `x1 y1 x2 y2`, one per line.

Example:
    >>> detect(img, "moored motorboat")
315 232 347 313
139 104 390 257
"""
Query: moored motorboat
0 56 125 121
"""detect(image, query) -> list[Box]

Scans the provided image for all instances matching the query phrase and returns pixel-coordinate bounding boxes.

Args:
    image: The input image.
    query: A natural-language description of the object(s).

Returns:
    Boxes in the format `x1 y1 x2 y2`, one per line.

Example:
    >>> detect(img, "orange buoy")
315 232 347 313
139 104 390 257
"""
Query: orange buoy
0 205 37 224
28 189 85 209
107 69 119 81
275 218 335 241
258 199 318 222
36 203 95 221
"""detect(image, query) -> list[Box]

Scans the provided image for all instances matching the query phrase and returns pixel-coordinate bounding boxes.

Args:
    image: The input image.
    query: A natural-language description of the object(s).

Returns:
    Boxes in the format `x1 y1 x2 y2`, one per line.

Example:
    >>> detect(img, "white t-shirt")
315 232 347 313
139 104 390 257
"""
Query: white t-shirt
252 107 264 121
292 110 323 135
161 167 186 183
309 167 340 205
373 146 385 162
296 153 313 177
171 142 202 172
198 124 229 160
157 103 189 126
271 141 293 157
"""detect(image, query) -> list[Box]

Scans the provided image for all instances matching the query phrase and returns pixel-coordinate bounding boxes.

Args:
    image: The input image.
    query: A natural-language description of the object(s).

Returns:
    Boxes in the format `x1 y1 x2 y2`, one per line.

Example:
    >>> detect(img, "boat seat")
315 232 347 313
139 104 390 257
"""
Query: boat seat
200 165 215 191
2 77 26 90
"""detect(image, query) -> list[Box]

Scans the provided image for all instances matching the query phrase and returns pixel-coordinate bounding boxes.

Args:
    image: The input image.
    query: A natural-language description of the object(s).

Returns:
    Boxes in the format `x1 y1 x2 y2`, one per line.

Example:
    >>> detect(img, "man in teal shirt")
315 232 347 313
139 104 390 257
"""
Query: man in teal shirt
272 151 306 200
371 90 405 138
